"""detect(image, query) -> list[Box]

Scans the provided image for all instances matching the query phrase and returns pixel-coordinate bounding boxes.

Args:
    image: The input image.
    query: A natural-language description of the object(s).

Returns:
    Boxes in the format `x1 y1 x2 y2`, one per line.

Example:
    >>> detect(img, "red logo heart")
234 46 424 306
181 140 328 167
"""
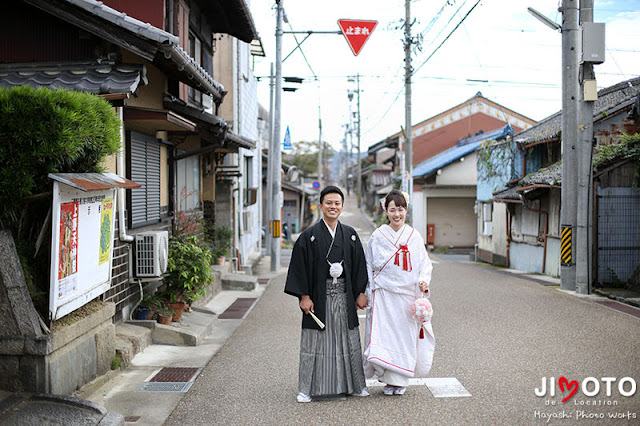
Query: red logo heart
559 376 578 402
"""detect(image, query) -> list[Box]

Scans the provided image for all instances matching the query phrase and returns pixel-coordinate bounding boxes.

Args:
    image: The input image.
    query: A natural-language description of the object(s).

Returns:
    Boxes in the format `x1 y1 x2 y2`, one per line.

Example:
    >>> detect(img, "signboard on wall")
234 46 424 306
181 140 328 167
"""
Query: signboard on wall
48 173 139 320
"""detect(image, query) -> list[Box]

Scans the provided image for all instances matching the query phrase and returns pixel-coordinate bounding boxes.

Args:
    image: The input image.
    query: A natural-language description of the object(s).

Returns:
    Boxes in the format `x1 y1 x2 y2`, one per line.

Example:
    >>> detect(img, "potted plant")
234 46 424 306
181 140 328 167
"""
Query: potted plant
165 235 213 309
155 306 174 325
135 292 163 320
210 225 233 265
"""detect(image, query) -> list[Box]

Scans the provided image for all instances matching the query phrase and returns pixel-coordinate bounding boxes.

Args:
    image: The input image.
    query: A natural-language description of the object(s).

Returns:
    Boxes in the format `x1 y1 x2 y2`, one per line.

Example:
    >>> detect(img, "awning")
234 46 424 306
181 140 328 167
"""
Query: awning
48 173 140 192
225 132 255 150
491 186 523 204
163 94 255 153
124 107 197 133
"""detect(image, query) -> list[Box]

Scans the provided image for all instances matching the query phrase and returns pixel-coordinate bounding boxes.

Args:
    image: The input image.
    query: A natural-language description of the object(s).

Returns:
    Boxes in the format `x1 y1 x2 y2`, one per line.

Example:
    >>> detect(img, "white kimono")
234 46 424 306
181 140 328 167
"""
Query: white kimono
363 224 435 385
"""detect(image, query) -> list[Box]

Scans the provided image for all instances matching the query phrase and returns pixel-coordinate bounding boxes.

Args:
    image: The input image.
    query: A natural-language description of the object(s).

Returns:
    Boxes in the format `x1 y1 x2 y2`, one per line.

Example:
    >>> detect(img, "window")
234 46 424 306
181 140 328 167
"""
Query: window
176 155 200 212
244 155 253 189
188 32 203 106
481 202 493 236
522 200 541 237
127 131 161 228
242 211 252 233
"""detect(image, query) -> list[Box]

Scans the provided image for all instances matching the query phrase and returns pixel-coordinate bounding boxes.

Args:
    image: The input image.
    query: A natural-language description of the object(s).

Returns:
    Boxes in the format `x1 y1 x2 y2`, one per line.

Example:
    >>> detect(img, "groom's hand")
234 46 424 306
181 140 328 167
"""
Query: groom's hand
300 295 314 314
356 293 368 310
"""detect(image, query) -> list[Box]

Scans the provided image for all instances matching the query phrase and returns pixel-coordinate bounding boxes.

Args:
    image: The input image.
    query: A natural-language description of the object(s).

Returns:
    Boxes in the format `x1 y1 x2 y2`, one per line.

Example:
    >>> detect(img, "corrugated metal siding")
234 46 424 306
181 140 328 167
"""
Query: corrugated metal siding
129 131 161 228
510 241 544 274
545 236 561 277
597 187 640 283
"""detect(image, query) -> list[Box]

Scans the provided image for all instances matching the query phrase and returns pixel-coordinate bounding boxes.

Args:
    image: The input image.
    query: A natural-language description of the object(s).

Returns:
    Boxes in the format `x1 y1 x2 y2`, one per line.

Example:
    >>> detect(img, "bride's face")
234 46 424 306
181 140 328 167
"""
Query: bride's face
386 200 406 228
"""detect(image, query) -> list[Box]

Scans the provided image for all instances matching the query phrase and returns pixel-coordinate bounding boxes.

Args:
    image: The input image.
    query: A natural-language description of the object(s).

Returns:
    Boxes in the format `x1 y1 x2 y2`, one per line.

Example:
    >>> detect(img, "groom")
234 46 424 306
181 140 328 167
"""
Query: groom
284 185 369 402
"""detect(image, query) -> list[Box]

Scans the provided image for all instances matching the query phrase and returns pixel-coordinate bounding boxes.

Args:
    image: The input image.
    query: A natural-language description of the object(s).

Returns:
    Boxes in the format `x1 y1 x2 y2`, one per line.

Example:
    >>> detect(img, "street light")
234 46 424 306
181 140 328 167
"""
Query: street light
527 7 561 31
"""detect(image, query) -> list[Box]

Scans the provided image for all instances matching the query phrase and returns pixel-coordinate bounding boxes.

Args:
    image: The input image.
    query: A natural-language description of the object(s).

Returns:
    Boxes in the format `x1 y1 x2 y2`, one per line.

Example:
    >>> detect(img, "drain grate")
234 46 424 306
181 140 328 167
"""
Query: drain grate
150 367 199 382
258 278 270 285
218 298 257 319
136 382 193 393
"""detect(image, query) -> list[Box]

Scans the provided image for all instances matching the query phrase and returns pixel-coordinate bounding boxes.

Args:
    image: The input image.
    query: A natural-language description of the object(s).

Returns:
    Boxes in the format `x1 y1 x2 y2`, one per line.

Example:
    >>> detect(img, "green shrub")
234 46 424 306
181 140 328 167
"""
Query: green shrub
0 85 120 228
166 236 213 304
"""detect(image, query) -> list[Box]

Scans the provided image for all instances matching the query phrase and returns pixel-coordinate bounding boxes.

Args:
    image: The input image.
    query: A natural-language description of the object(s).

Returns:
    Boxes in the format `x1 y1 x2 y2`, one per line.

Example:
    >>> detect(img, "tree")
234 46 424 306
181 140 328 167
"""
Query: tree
283 139 334 178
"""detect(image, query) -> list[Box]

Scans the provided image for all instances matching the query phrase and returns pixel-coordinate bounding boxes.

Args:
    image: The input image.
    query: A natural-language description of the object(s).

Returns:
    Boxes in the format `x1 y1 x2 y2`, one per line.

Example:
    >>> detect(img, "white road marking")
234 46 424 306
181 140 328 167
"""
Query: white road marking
366 377 471 398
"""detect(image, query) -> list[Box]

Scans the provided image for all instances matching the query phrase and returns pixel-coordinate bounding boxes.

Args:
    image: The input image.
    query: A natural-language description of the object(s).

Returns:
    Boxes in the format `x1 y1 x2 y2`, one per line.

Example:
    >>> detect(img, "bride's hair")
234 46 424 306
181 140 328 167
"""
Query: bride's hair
383 189 408 210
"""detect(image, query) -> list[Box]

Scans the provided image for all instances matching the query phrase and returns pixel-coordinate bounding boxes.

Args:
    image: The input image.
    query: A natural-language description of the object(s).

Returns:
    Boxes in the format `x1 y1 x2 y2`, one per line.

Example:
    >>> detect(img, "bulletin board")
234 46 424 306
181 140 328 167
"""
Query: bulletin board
49 180 116 320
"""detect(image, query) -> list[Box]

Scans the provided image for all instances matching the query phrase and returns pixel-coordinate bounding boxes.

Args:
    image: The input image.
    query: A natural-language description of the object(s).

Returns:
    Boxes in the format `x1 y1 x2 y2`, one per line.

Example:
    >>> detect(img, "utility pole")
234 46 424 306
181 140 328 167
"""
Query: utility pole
356 73 362 207
404 0 414 219
318 104 323 190
270 0 283 272
576 0 596 294
266 62 275 266
560 0 579 291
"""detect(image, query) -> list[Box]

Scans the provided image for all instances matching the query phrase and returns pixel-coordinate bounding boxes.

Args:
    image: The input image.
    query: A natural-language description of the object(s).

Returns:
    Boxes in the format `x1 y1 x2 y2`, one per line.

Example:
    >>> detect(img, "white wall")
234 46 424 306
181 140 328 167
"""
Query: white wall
236 38 262 266
435 152 477 186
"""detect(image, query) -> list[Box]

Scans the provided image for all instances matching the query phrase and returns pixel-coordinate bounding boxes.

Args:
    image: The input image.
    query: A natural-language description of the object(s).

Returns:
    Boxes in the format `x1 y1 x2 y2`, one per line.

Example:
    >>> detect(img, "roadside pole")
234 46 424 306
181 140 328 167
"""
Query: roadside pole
404 0 414 221
270 0 283 272
576 0 597 294
560 0 579 291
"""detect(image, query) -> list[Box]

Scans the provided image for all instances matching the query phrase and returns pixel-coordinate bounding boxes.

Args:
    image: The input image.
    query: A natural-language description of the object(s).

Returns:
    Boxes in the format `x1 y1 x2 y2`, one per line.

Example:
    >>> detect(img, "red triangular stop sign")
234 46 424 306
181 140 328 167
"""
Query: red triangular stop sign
337 19 377 56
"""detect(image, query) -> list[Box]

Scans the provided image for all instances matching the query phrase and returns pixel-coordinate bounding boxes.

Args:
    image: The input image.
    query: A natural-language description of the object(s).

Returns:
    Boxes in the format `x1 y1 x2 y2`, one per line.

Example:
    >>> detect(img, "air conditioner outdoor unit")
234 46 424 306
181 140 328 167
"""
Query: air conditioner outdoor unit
135 231 169 277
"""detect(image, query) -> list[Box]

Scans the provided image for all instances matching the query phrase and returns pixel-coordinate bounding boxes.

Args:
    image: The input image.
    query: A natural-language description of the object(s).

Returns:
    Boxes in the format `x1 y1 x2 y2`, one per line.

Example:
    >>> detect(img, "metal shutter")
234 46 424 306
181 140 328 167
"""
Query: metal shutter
129 131 161 228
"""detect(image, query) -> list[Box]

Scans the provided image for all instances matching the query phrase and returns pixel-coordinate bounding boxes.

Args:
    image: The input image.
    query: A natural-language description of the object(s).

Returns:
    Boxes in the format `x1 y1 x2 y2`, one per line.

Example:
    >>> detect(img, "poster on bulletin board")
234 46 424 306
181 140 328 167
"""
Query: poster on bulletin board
48 174 125 320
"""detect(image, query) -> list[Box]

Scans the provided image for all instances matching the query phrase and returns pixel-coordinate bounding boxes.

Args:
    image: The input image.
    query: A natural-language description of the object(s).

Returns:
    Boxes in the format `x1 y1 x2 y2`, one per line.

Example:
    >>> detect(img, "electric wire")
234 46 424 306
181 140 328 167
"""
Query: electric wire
411 0 482 78
363 0 482 137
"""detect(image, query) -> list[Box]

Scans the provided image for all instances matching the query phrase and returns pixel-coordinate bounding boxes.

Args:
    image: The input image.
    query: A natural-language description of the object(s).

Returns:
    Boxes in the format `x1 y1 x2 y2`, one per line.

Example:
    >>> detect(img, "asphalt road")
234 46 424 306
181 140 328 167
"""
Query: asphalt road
165 195 640 425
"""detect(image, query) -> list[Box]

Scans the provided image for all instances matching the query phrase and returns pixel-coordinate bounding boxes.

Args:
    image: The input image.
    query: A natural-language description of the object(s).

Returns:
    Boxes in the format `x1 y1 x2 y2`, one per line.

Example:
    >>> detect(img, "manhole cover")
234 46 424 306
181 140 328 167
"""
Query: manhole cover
150 367 199 382
136 382 193 393
218 298 257 319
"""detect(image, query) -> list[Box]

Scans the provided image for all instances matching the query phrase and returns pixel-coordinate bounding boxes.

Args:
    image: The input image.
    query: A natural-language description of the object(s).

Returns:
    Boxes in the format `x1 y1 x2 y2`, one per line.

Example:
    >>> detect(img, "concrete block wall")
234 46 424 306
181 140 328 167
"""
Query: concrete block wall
0 302 116 395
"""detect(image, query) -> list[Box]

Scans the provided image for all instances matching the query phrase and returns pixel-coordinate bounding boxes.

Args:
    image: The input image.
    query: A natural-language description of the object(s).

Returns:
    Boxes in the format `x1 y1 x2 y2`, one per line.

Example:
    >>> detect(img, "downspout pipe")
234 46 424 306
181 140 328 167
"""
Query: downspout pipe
117 107 134 243
523 202 548 274
505 208 511 268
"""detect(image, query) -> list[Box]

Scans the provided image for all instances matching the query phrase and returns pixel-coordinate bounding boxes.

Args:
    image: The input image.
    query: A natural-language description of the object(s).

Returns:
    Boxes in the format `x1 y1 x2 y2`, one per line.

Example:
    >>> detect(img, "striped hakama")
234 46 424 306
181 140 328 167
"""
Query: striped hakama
298 278 366 396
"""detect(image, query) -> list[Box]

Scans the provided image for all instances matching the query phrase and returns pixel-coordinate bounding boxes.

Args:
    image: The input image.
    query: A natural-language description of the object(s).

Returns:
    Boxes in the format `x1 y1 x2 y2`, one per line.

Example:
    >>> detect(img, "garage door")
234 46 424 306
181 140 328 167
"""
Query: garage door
426 197 477 248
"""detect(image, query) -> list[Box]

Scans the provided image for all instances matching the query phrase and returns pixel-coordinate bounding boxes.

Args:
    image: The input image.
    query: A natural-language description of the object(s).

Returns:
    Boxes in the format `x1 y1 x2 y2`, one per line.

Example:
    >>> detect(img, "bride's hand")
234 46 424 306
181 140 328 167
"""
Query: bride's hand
418 281 429 293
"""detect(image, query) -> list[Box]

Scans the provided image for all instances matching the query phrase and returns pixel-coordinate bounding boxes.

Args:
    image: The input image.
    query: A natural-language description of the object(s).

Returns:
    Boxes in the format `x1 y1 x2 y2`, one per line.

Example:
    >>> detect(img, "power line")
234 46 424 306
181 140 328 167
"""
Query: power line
412 0 482 78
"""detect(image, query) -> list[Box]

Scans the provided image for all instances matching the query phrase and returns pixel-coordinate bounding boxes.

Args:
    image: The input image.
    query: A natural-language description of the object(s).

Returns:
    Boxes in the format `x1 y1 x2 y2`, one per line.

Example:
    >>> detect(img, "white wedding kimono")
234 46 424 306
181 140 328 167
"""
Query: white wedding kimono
363 224 435 386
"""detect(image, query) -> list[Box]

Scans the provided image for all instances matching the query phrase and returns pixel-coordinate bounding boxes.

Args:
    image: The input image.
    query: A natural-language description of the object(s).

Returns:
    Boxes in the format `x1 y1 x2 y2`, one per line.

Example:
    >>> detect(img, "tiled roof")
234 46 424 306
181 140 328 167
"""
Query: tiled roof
24 0 224 99
0 63 146 95
520 162 562 186
413 125 514 178
515 77 640 145
491 186 522 202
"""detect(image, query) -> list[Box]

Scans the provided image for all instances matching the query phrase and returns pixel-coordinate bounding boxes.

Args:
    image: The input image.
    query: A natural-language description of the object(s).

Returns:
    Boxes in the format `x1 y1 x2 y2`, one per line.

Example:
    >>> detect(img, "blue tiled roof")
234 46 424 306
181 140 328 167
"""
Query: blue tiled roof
413 124 514 178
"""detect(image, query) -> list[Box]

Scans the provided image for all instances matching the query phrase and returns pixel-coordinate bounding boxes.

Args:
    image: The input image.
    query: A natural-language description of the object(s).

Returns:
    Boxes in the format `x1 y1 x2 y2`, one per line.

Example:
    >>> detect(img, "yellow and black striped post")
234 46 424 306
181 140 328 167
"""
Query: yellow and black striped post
270 220 281 238
561 225 572 266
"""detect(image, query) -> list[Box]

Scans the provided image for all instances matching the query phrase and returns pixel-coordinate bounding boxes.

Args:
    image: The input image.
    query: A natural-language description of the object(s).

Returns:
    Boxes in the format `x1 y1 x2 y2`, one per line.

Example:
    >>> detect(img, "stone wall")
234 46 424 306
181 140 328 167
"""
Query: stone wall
0 230 116 394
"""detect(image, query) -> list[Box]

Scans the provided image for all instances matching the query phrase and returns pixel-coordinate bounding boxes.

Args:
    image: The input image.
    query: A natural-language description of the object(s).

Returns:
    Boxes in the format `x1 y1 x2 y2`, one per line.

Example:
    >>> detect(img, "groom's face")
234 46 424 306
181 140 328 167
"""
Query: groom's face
320 193 343 221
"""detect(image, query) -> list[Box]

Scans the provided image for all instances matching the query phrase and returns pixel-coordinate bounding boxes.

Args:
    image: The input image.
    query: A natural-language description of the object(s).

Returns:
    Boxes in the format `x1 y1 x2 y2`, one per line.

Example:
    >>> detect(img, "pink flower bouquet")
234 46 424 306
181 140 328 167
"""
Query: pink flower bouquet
411 297 433 324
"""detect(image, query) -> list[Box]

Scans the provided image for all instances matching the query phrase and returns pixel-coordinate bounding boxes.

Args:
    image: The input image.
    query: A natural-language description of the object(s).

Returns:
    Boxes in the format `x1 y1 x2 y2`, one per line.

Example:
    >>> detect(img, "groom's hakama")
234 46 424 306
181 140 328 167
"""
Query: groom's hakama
298 278 366 396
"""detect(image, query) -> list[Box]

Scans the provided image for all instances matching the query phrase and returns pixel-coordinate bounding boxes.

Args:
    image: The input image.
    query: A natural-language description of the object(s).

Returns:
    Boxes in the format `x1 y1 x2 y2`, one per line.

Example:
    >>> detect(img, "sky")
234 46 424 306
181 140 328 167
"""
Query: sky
248 0 640 153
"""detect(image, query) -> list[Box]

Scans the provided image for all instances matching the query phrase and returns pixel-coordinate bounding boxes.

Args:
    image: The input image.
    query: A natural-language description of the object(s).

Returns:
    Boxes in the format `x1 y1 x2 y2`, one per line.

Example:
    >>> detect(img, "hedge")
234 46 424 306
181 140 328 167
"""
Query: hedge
0 85 121 227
